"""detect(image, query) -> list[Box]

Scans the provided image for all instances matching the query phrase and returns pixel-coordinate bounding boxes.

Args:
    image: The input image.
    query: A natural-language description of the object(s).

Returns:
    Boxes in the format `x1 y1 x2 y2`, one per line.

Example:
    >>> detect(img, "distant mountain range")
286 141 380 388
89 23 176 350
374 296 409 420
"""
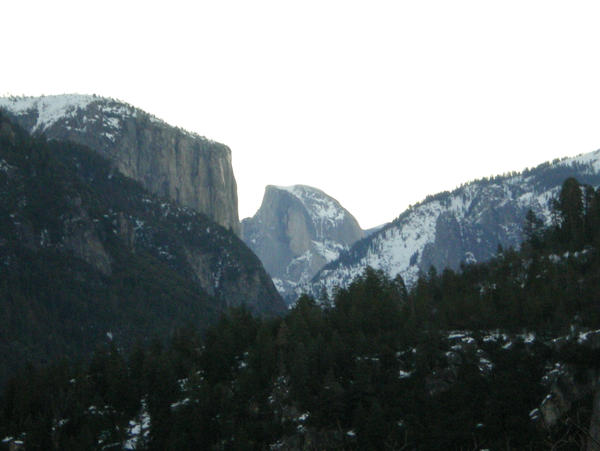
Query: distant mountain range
307 151 600 298
240 151 600 304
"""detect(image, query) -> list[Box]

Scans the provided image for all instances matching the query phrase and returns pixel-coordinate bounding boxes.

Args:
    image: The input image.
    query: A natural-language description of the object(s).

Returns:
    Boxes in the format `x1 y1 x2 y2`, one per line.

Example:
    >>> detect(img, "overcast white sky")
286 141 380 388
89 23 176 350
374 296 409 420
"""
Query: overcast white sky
3 1 600 228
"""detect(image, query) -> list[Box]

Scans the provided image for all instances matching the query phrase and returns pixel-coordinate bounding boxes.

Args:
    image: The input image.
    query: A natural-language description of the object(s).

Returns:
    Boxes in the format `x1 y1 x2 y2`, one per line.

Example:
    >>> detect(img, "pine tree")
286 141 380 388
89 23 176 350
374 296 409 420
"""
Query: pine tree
556 177 585 249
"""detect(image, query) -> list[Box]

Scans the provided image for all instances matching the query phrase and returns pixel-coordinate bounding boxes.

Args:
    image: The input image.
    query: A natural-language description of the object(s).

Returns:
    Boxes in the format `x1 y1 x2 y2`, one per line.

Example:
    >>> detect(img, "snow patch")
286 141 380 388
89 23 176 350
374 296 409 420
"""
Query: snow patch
275 185 347 227
0 94 96 132
399 369 413 379
124 399 150 450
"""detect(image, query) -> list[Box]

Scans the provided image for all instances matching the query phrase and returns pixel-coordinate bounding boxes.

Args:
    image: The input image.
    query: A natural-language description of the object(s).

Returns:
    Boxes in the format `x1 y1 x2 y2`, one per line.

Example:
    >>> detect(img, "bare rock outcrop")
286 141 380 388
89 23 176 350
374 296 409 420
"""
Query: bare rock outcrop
242 185 363 302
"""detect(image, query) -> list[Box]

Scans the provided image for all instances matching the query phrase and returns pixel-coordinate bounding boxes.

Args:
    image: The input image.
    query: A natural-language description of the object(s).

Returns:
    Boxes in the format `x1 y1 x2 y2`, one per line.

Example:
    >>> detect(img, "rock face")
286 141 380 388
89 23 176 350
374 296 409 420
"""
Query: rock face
311 150 600 297
0 94 240 234
242 185 363 302
0 114 285 383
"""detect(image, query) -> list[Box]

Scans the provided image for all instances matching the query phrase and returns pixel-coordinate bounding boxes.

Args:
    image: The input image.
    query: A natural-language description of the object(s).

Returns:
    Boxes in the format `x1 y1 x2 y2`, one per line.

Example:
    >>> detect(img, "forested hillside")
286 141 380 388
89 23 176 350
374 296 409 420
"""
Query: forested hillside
0 113 284 386
3 177 600 449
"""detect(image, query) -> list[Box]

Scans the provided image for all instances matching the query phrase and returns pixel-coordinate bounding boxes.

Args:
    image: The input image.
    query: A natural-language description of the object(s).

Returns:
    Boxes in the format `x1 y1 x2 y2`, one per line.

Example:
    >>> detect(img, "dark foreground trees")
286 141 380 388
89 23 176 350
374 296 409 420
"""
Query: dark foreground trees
3 178 600 449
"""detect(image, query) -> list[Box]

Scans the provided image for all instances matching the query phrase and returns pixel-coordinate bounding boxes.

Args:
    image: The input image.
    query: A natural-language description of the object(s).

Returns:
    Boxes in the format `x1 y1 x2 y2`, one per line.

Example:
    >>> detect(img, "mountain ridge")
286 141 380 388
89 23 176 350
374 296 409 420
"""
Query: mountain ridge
307 149 600 298
0 94 240 234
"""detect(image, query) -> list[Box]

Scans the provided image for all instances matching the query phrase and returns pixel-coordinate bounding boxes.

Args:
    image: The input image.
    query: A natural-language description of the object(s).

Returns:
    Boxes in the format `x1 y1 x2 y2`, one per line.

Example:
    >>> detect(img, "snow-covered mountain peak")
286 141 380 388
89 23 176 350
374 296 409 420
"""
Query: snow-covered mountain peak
270 184 350 226
243 185 364 302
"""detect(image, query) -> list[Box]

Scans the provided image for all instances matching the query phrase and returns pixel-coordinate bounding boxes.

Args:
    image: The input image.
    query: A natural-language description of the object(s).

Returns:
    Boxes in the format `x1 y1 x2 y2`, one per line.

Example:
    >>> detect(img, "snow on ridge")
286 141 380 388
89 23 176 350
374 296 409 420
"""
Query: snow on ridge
273 185 347 224
311 154 596 298
0 94 143 132
358 199 443 286
312 239 345 263
0 94 96 132
0 94 216 144
309 200 445 297
563 149 600 173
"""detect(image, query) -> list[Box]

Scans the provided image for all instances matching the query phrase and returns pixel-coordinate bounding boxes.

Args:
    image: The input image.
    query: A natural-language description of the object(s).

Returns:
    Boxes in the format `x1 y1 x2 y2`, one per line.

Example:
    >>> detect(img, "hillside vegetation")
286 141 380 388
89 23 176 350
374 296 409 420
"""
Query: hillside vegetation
0 114 284 387
3 177 600 449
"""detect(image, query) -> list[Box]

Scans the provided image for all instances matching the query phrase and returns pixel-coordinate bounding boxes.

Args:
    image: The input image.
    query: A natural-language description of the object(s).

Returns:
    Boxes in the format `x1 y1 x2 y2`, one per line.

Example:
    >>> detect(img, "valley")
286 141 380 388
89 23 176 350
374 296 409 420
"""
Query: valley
1 95 600 449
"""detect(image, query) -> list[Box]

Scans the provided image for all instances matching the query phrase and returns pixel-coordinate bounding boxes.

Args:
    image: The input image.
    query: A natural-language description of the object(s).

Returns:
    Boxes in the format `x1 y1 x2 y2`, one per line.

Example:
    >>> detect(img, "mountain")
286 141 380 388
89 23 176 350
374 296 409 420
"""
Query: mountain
0 113 285 384
241 185 363 302
309 150 600 297
0 94 240 234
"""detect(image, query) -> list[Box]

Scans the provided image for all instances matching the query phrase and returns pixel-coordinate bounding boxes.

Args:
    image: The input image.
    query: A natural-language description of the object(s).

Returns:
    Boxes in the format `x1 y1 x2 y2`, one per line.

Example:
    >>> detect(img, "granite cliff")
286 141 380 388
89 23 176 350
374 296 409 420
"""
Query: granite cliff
0 94 240 234
242 185 363 302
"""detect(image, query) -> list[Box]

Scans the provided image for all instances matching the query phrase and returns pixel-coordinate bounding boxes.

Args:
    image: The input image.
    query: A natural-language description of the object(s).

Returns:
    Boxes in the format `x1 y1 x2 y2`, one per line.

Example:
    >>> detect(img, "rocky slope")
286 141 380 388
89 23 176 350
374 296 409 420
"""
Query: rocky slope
309 150 600 297
241 185 363 302
0 94 240 234
0 114 284 383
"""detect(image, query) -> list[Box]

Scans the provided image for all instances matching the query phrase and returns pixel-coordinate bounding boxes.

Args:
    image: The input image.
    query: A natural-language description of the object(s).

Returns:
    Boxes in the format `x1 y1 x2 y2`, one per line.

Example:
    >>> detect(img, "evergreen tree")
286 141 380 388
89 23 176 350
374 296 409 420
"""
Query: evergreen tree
556 177 585 248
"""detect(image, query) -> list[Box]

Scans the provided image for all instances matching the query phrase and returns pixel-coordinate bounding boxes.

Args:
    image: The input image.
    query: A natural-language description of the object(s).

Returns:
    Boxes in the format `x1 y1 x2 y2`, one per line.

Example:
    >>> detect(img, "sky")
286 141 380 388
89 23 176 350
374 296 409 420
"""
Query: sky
3 1 600 229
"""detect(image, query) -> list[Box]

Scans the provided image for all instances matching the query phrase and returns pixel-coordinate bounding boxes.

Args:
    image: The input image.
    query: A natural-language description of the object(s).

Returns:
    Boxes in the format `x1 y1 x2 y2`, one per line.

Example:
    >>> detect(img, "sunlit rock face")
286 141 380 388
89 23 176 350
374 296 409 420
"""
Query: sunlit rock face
0 94 240 234
242 185 363 302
